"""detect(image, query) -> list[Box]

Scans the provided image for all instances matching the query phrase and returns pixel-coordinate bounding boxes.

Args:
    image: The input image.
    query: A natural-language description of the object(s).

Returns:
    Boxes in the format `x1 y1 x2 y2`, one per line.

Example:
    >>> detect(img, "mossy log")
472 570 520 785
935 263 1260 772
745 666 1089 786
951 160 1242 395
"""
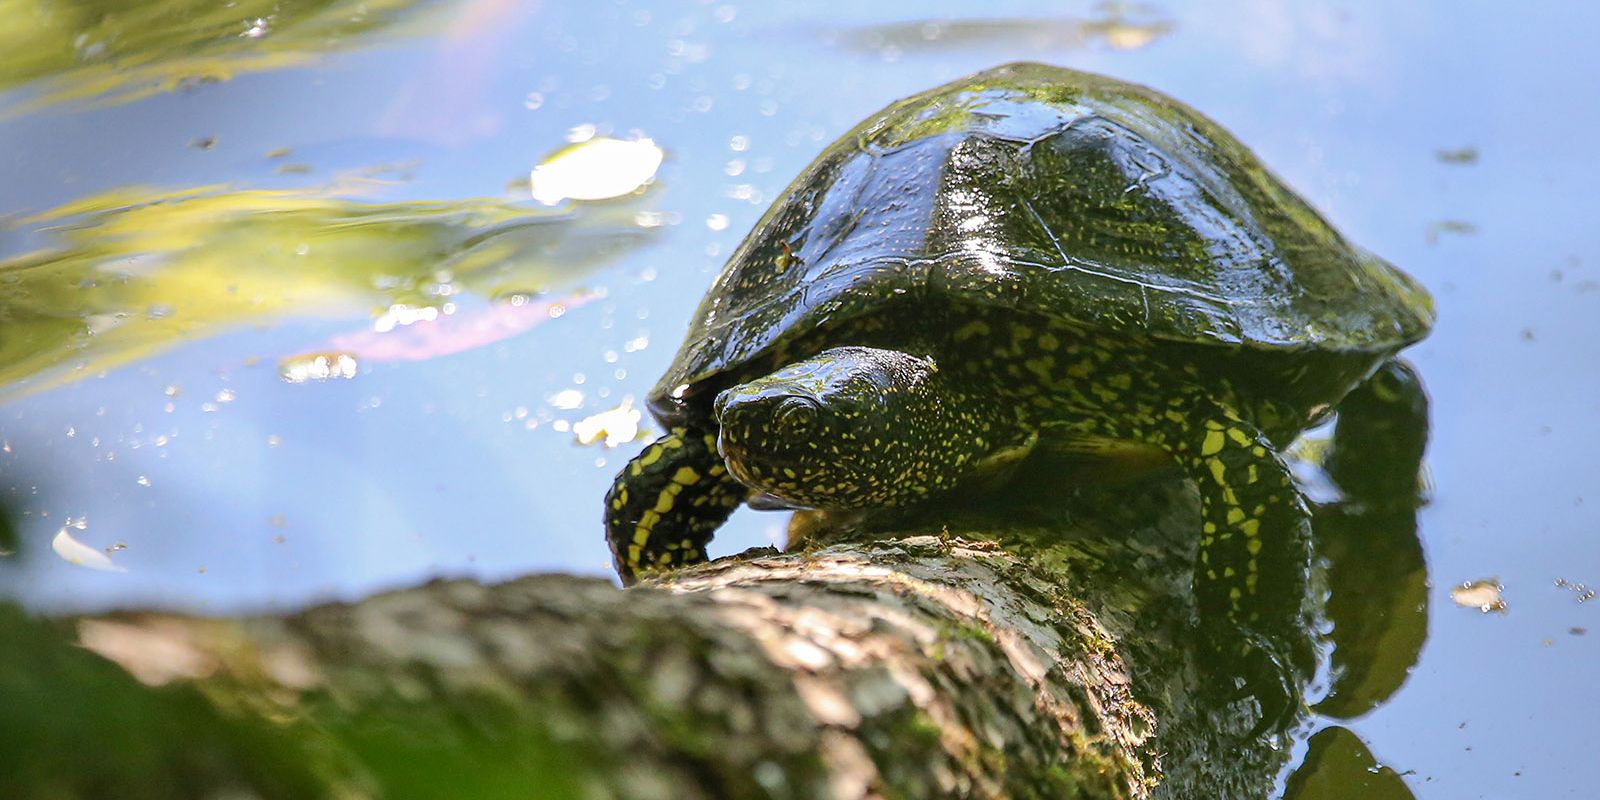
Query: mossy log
2 460 1418 799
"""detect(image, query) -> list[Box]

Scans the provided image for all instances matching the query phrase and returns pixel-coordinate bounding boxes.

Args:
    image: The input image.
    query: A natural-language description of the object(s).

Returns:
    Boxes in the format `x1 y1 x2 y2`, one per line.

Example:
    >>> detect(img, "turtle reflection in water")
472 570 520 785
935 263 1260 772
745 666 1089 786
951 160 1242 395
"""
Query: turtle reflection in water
603 63 1433 727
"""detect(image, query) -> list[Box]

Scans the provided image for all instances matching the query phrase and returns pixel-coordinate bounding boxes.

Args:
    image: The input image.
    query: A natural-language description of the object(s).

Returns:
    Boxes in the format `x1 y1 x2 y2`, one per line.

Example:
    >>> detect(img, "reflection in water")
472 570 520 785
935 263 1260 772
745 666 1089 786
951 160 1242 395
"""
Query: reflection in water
0 0 451 115
319 292 598 364
0 181 659 400
833 3 1175 55
1285 726 1415 799
1313 501 1429 720
1313 358 1433 719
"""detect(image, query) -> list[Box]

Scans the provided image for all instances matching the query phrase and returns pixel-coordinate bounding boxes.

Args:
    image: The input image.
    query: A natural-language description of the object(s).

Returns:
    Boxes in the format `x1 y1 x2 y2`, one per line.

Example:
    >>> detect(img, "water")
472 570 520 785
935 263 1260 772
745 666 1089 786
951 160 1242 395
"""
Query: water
1 1 1595 796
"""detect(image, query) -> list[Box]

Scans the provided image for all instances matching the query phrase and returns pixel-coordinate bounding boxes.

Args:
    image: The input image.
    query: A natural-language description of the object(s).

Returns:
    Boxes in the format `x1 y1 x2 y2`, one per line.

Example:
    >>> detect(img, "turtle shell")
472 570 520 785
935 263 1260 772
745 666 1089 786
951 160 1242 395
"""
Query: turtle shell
649 63 1433 421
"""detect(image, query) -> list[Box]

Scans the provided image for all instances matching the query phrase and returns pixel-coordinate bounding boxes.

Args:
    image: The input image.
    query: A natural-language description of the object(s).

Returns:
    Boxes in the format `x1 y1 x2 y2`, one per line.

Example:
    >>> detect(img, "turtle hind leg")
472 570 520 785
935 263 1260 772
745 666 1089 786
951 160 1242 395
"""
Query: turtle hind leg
604 426 747 585
1325 359 1431 508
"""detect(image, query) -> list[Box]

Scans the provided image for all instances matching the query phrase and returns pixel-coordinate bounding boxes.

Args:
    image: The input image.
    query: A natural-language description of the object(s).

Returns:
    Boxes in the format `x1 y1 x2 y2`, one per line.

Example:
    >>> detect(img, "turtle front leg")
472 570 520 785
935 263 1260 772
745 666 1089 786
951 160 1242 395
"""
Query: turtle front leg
604 426 747 585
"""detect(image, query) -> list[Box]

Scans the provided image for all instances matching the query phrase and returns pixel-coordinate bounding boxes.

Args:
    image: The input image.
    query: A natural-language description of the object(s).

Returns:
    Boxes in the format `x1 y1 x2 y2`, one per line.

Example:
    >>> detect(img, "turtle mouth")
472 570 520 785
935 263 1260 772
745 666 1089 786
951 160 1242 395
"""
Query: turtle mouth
715 430 791 500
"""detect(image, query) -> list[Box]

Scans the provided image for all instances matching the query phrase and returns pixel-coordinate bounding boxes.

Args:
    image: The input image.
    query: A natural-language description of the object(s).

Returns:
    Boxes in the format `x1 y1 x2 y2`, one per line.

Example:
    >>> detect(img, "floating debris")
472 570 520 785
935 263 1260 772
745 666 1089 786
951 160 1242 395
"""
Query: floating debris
1451 578 1507 613
548 389 585 410
279 352 359 383
1435 146 1479 165
52 527 126 572
529 136 663 205
573 398 644 447
1426 220 1478 244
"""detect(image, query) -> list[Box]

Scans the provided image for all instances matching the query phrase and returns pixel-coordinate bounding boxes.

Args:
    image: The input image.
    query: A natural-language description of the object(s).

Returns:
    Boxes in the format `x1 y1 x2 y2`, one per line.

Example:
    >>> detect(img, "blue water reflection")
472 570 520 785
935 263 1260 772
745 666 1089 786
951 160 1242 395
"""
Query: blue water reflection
1 1 1596 796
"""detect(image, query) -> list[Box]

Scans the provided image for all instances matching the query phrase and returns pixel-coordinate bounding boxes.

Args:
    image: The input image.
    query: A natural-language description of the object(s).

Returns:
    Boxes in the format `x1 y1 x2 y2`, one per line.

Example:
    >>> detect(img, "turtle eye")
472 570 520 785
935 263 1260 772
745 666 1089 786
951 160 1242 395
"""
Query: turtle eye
775 397 819 432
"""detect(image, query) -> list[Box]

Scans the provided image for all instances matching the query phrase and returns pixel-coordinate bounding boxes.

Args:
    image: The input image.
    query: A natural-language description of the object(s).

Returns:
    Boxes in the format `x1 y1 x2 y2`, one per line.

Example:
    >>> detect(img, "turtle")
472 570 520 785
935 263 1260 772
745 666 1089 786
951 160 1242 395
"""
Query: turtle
603 62 1432 719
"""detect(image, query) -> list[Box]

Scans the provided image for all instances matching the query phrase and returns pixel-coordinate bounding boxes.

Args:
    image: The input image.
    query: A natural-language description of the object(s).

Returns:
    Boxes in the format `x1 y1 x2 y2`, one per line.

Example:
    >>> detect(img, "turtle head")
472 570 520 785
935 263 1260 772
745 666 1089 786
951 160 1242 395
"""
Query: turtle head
714 346 1007 509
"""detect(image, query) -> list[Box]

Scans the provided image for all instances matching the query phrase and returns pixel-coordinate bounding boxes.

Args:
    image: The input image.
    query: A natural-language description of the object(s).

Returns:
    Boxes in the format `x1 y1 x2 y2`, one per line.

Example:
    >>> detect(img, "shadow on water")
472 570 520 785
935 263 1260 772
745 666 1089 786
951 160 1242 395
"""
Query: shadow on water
0 0 452 116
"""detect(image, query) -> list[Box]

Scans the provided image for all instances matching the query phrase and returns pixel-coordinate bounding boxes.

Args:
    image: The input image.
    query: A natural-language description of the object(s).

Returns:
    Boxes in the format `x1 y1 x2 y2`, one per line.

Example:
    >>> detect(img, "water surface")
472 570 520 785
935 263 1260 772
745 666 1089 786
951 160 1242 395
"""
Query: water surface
1 1 1595 797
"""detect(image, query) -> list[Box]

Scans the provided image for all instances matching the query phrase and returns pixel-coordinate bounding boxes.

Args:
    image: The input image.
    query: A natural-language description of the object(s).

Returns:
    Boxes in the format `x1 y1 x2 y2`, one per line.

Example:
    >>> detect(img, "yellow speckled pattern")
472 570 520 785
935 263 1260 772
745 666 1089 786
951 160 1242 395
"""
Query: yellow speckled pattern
604 427 746 584
604 65 1433 716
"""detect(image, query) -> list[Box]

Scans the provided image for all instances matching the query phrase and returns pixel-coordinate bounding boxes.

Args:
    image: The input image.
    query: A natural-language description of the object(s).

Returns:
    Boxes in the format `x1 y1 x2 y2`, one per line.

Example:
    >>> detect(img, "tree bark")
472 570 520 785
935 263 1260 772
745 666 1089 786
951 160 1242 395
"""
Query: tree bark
2 463 1307 799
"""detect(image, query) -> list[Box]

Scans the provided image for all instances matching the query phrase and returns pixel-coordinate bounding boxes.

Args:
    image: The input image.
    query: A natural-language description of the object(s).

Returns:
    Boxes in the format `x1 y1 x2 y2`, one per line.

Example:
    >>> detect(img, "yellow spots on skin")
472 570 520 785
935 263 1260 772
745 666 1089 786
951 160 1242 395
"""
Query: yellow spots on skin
1165 410 1186 424
1247 538 1263 556
1207 457 1227 485
1067 359 1096 379
1246 464 1259 484
653 486 681 513
1252 446 1267 458
1201 430 1225 456
672 466 701 485
1226 507 1246 525
1240 518 1260 538
638 445 666 469
1037 332 1059 351
1010 324 1033 342
1226 427 1252 447
1106 373 1132 391
954 320 991 341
